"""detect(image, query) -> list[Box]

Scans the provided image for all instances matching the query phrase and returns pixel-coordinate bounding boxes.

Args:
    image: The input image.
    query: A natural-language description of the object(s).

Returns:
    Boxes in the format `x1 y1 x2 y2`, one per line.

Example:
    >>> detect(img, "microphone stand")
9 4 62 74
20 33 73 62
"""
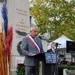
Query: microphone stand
55 43 58 75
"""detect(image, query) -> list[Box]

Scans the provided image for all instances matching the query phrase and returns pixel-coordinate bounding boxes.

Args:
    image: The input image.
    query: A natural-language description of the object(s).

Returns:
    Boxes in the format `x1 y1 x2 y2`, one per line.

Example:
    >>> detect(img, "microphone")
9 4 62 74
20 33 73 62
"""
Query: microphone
38 36 42 39
56 43 61 45
55 43 61 47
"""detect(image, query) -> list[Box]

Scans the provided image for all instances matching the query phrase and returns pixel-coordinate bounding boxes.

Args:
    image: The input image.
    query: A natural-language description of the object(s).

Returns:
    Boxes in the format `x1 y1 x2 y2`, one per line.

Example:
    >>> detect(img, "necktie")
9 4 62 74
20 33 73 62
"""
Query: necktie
34 38 37 43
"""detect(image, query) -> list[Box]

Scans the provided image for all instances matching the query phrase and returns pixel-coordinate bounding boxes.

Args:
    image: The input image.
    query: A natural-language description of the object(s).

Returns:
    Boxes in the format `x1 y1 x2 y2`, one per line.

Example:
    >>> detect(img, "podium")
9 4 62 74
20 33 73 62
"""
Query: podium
34 52 60 75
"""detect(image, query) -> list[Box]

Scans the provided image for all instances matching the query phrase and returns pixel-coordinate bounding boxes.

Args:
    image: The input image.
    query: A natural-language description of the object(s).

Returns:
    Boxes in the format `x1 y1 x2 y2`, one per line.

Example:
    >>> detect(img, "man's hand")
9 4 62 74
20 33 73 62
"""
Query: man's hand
32 54 36 56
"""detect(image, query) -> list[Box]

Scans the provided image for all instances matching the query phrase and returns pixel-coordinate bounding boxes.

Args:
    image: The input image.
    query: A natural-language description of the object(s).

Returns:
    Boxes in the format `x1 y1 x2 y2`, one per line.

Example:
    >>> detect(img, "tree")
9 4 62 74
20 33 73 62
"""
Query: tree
30 0 75 40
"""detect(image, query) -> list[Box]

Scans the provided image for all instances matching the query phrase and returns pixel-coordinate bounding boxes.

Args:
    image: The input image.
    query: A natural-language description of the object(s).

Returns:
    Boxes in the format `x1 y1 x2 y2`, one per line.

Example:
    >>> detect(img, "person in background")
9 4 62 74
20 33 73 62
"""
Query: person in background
60 58 68 65
47 42 56 53
47 42 59 75
21 26 44 75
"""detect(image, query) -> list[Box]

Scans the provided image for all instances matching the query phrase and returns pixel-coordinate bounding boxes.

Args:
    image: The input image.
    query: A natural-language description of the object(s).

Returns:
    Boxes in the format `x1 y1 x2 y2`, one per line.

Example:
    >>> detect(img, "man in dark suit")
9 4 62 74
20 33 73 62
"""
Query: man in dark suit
21 26 44 75
47 42 56 53
47 42 59 75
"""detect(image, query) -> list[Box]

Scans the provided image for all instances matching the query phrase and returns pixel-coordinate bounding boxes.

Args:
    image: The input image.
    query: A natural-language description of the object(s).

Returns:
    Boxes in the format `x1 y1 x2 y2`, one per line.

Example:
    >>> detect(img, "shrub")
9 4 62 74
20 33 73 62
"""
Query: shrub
16 64 75 75
16 64 25 75
58 65 75 75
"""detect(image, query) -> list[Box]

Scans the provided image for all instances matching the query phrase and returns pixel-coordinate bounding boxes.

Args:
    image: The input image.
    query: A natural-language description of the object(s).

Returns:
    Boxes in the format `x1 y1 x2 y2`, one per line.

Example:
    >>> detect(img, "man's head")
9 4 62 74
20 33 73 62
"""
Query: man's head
30 26 39 37
51 42 55 49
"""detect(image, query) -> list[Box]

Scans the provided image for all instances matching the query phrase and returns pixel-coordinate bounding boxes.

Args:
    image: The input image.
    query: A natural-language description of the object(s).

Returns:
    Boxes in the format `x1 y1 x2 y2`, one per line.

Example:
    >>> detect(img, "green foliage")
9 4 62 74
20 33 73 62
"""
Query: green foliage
16 64 75 75
30 0 75 41
16 64 25 75
58 65 75 75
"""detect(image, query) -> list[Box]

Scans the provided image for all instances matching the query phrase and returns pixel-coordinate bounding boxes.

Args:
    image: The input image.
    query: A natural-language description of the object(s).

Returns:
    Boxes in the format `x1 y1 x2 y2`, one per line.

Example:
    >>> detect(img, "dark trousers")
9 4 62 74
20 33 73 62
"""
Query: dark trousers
51 64 58 75
25 66 39 75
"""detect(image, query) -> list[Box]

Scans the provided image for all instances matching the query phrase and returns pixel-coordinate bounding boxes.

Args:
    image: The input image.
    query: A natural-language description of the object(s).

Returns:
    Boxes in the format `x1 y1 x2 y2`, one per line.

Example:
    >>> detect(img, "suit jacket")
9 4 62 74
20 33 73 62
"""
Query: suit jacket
47 48 56 53
21 35 44 66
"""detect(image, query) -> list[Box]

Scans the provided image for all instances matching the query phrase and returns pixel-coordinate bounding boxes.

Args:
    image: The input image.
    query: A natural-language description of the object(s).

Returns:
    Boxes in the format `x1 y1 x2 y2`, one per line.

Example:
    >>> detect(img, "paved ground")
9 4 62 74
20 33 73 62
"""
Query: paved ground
10 67 42 75
10 71 42 75
10 71 16 75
